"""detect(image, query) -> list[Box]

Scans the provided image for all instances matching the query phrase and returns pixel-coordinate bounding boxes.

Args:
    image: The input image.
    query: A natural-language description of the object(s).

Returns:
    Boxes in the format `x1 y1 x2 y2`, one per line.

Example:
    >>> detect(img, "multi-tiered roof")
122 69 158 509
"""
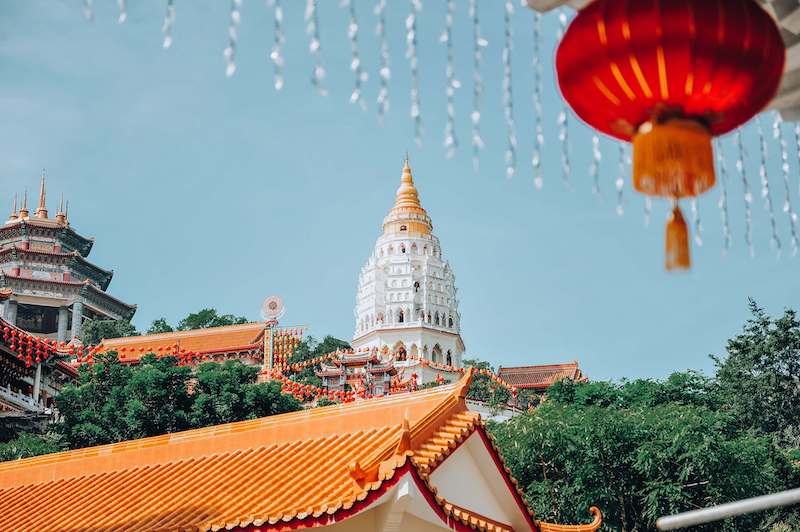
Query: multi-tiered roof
0 174 135 340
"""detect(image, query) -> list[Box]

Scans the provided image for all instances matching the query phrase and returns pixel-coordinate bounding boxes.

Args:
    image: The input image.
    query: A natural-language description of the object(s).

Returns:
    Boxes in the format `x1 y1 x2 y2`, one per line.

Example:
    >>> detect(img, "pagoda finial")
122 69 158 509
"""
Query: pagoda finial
19 189 29 219
34 169 48 219
7 195 18 223
394 154 420 209
55 193 67 225
403 151 410 168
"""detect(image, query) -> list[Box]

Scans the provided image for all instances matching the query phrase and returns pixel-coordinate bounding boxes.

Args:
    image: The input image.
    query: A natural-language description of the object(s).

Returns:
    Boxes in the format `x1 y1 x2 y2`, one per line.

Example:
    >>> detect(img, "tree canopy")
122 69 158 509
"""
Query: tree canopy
80 319 138 346
55 353 300 450
489 302 800 531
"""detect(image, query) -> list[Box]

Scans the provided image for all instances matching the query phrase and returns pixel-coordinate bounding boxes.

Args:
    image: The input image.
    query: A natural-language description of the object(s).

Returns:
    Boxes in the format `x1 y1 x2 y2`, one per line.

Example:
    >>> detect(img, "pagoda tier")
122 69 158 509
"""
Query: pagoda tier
0 175 135 342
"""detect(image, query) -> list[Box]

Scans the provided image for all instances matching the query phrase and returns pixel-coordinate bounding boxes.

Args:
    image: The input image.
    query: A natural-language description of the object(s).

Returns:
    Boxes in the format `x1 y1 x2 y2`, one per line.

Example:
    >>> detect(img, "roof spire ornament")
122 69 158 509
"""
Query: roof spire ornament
19 190 29 219
7 195 18 223
35 169 48 219
382 155 432 236
55 194 67 225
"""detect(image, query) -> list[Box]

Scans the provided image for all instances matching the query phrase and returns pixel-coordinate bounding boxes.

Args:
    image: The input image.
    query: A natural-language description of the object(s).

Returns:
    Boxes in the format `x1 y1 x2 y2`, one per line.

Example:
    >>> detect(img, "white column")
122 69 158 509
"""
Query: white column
71 301 84 340
57 306 69 343
32 364 42 406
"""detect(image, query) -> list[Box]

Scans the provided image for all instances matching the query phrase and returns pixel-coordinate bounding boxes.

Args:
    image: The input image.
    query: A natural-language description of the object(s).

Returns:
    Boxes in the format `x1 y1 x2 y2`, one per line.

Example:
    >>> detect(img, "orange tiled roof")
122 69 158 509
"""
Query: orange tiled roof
497 363 582 391
92 322 266 363
537 507 602 532
0 372 518 531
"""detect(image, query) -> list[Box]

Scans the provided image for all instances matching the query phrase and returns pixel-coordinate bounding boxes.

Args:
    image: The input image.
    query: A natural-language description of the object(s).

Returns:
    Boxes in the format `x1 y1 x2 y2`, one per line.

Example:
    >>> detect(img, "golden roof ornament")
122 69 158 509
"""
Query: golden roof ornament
18 190 29 219
34 170 48 219
382 154 432 236
55 194 67 225
7 195 18 223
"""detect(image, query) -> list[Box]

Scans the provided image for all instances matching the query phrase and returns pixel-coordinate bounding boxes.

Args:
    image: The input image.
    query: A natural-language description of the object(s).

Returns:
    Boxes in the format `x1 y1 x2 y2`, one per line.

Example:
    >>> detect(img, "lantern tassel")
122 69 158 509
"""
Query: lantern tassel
666 203 691 271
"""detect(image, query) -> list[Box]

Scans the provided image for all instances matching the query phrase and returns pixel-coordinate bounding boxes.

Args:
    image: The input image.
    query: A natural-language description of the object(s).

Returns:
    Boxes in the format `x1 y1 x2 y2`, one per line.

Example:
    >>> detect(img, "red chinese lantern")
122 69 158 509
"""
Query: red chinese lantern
556 0 785 270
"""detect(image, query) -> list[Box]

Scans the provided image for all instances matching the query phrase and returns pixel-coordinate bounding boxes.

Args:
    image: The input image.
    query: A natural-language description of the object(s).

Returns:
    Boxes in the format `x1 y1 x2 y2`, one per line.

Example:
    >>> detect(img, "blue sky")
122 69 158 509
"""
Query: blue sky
2 1 798 381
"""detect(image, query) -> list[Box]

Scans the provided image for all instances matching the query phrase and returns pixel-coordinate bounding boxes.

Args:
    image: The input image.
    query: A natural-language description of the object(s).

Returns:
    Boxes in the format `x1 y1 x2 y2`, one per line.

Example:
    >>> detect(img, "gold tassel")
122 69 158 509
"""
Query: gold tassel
633 118 715 198
665 204 691 271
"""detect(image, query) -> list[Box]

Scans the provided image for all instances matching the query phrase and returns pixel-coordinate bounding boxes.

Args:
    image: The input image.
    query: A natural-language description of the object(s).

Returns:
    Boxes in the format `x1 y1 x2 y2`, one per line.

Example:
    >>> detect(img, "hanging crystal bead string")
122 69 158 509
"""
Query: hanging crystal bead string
756 116 781 254
83 0 93 21
502 0 517 178
442 0 459 158
557 9 571 187
590 135 602 196
268 0 285 90
469 0 486 170
162 0 176 49
224 0 242 77
406 0 423 145
306 0 327 95
690 198 703 246
615 143 626 216
375 0 390 123
715 138 732 254
643 197 652 227
796 124 800 199
118 0 127 23
774 113 799 255
735 129 754 256
343 0 367 109
531 10 544 189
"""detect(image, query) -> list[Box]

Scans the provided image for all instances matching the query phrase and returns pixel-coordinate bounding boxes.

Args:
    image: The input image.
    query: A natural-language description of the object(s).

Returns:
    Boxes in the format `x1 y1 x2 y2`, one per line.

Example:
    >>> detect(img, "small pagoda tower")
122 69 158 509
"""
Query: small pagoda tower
352 157 464 385
0 173 136 342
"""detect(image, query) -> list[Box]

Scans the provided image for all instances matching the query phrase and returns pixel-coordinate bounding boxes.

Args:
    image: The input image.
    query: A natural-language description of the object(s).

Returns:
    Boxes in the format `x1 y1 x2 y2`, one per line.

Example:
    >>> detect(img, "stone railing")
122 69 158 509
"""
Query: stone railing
0 384 43 412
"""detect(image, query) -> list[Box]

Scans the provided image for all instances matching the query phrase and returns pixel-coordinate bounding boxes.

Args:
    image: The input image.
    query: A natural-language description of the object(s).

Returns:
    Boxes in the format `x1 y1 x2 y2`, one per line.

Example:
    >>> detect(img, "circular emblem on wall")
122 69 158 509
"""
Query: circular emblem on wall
260 295 285 322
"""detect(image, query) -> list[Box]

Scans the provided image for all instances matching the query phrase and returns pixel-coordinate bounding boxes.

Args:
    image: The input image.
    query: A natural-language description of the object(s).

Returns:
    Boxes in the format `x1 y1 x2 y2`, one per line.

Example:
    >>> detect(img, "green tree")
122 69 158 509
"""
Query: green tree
80 319 138 346
463 358 511 408
712 300 800 446
491 377 796 532
177 308 248 330
0 432 63 461
190 361 300 426
147 317 174 334
53 353 301 452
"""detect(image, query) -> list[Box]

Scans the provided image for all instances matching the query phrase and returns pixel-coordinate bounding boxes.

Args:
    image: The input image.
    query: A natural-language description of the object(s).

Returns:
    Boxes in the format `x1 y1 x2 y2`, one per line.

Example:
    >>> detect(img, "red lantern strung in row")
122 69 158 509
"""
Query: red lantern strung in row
556 0 785 270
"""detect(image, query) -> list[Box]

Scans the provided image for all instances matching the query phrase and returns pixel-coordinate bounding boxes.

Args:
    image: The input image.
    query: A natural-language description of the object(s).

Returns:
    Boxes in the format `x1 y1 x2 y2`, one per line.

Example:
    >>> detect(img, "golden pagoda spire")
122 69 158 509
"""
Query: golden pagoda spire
55 194 67 225
7 195 18 223
382 154 432 236
34 169 48 219
19 189 29 219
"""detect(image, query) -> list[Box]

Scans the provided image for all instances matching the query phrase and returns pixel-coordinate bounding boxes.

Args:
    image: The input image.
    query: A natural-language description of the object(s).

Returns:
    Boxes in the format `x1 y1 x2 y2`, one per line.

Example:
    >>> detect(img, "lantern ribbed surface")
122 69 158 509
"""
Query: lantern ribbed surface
556 0 786 142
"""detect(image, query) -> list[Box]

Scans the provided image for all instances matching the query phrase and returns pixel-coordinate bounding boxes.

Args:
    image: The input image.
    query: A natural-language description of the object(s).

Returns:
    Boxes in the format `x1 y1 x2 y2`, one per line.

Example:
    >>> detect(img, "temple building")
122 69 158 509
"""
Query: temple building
0 175 136 343
353 158 464 385
498 363 584 394
316 349 399 395
0 371 602 531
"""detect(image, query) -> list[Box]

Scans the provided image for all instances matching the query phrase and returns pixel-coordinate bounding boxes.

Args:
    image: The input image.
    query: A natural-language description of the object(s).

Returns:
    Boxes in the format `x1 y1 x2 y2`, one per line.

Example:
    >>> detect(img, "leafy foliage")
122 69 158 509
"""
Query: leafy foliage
147 318 174 334
491 377 796 531
80 319 138 346
713 299 800 446
54 353 300 452
177 308 248 331
0 432 63 462
463 358 512 408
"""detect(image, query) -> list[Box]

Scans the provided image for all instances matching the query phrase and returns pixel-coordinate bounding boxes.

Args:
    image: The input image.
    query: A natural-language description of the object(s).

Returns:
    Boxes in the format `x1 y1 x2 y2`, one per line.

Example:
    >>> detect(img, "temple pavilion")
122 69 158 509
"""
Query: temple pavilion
0 174 136 343
0 371 601 531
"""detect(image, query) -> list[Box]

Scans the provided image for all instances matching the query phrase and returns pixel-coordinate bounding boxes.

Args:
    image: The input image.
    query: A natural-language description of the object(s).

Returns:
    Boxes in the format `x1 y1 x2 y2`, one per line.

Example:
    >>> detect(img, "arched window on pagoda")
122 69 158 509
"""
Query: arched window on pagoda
411 243 417 254
398 309 405 323
434 312 440 326
414 281 420 293
400 224 407 231
446 350 452 366
432 344 442 364
448 316 454 328
396 345 407 361
400 243 406 254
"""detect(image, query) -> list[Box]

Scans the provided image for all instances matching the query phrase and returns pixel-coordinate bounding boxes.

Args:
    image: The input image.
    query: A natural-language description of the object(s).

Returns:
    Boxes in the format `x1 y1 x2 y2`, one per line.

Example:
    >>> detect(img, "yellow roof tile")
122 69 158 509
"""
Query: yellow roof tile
92 322 266 363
